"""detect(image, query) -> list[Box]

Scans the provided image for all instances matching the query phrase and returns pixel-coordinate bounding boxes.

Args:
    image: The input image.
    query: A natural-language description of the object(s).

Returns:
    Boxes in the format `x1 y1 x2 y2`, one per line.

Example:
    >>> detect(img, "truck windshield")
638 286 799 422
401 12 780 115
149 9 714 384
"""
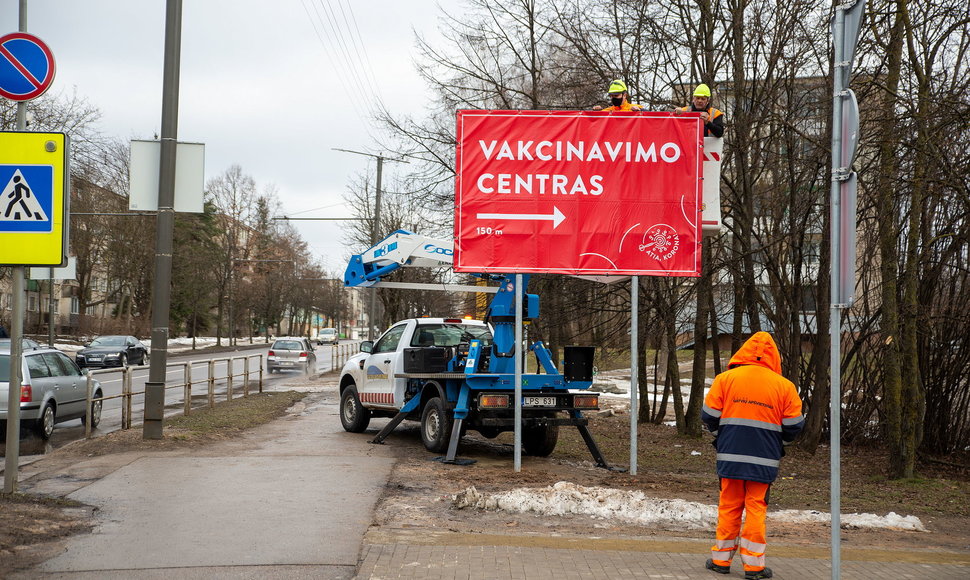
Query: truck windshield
411 324 492 348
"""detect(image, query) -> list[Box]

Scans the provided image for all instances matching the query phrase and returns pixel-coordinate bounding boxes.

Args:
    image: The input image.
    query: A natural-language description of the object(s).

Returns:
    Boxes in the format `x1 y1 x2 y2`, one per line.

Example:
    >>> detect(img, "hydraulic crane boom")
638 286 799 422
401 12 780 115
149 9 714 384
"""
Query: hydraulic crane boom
343 230 497 294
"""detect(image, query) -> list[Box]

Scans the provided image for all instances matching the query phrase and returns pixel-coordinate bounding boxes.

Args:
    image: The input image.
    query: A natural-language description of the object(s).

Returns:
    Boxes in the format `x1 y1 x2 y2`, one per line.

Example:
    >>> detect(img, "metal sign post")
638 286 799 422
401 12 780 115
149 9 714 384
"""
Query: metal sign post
4 2 64 493
513 274 523 472
630 276 639 475
829 1 865 578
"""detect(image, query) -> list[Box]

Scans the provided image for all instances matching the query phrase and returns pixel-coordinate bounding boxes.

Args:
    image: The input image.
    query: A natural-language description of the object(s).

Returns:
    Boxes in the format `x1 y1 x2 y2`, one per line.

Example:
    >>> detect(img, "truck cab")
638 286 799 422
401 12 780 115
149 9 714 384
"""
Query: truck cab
341 317 490 411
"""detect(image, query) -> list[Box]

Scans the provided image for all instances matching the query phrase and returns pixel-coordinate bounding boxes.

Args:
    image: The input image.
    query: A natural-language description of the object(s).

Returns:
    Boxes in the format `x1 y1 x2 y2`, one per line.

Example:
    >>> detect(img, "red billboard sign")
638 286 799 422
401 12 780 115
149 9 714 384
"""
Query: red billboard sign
454 110 704 276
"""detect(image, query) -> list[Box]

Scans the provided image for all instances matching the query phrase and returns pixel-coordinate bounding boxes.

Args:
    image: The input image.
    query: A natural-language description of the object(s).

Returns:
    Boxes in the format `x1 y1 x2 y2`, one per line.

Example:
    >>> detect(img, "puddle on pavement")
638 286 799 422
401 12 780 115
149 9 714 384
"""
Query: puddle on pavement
0 435 56 457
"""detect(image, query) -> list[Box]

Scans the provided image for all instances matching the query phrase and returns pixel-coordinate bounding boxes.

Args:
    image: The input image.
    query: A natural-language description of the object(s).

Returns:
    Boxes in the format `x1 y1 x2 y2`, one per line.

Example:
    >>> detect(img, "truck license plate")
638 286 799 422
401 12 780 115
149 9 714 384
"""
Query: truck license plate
524 396 556 407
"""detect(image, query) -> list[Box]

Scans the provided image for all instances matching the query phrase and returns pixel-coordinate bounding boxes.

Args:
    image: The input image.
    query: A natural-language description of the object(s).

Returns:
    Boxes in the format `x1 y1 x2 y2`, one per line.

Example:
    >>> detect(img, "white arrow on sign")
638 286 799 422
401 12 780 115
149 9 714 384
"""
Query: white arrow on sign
476 206 565 229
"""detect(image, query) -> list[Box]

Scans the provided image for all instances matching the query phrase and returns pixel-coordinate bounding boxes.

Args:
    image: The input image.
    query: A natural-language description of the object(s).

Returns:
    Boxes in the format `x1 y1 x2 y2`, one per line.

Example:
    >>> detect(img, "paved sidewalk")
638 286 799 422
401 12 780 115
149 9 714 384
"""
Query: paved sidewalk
357 529 970 579
8 382 970 579
11 386 397 579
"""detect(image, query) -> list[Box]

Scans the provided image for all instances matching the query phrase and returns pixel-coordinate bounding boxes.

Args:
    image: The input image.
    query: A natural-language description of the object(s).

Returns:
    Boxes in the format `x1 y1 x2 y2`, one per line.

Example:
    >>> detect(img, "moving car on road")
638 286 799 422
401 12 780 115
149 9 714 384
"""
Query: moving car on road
75 335 149 369
315 328 339 345
267 337 316 374
0 346 104 439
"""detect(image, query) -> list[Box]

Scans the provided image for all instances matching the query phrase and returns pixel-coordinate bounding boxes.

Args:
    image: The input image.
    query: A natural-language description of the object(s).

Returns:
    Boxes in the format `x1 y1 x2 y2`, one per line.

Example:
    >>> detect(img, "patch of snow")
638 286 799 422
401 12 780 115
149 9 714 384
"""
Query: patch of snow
453 482 926 532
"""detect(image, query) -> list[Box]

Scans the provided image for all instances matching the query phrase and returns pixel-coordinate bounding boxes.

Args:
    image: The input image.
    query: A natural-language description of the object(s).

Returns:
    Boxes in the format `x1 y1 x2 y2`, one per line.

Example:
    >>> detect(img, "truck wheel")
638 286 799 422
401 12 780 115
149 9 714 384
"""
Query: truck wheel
523 423 559 456
340 385 371 433
420 396 453 454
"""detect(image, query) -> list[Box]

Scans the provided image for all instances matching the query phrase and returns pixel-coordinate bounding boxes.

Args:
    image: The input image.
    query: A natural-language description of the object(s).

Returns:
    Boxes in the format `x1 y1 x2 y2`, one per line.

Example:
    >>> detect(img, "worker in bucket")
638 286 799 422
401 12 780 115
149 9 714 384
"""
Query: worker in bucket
701 331 805 580
675 83 725 137
593 79 643 111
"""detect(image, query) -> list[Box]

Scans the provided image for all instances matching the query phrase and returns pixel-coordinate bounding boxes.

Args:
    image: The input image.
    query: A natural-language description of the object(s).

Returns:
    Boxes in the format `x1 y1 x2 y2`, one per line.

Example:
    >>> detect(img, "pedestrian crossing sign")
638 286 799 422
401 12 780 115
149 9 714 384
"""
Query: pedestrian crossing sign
0 132 69 265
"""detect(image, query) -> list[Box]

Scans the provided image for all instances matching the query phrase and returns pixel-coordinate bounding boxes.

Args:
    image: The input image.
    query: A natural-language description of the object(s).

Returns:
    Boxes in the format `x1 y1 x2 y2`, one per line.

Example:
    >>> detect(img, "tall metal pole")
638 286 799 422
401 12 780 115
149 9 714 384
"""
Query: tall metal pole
4 0 29 493
829 6 847 578
228 264 234 346
333 148 409 340
144 0 182 439
370 156 383 340
630 276 638 475
48 268 55 346
513 274 523 472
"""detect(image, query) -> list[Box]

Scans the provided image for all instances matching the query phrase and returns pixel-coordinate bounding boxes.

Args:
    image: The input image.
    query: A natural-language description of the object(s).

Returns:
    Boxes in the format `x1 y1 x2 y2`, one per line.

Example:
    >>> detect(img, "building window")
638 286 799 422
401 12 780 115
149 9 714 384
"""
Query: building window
71 297 80 315
28 294 37 312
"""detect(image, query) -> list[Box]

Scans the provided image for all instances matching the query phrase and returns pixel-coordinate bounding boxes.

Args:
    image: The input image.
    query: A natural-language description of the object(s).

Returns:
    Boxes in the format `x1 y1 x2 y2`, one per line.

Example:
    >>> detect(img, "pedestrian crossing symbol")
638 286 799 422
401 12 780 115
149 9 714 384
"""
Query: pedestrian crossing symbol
0 166 52 231
0 131 68 266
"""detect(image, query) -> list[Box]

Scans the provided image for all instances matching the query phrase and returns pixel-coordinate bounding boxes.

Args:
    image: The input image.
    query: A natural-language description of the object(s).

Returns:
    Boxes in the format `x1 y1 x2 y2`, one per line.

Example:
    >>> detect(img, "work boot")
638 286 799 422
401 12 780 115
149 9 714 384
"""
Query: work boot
705 559 730 574
744 567 773 579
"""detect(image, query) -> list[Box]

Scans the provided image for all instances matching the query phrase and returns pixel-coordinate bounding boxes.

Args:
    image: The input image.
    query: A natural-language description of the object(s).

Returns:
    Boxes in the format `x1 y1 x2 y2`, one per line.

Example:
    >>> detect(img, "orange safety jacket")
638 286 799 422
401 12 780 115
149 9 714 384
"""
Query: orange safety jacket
702 332 804 483
676 105 725 137
601 102 642 112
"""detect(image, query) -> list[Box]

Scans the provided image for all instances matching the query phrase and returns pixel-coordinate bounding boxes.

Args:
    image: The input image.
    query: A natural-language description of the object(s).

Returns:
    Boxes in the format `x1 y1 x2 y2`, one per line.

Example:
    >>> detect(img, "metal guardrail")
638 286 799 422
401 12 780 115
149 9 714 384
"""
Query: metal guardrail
83 353 264 437
331 341 361 370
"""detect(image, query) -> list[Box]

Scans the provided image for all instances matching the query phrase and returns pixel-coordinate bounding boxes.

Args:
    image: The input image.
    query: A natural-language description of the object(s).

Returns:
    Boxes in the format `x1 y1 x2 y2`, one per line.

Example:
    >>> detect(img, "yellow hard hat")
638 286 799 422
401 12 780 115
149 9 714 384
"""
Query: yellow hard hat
608 80 627 94
693 83 712 97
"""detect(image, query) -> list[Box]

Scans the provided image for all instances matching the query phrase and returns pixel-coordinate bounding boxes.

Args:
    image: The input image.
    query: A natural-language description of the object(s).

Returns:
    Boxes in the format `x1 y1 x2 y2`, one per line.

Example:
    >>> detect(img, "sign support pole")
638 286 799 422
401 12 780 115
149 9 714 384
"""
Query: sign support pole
3 270 25 493
829 1 864 576
4 0 29 494
630 276 638 475
513 274 523 472
144 0 182 439
48 268 55 346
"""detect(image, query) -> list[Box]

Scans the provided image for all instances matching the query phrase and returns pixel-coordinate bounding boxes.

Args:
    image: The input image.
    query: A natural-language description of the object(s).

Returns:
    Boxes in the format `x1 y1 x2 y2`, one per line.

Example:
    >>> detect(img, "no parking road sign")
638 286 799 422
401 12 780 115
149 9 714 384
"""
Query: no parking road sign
0 132 69 266
0 32 56 101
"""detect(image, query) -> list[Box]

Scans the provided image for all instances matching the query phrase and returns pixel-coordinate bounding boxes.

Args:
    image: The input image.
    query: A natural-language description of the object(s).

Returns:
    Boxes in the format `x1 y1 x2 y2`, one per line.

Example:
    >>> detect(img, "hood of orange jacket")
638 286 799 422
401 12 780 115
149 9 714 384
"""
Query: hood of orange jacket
727 331 781 375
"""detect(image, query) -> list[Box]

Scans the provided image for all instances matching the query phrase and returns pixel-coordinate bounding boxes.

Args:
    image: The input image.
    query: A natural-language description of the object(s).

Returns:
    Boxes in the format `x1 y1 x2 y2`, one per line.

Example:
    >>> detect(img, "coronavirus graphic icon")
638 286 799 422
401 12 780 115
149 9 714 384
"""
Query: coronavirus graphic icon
640 224 680 261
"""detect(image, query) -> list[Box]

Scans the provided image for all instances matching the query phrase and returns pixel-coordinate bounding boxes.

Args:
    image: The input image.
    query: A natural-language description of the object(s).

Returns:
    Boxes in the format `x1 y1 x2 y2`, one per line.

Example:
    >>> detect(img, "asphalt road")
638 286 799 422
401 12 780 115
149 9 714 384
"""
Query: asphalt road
2 342 356 458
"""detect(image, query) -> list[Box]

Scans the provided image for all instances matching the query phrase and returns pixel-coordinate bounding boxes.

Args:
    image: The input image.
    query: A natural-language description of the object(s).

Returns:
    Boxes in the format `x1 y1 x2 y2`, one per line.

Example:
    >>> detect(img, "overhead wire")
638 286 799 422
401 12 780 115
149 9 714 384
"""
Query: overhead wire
335 0 390 114
299 0 369 123
301 0 393 134
319 0 382 104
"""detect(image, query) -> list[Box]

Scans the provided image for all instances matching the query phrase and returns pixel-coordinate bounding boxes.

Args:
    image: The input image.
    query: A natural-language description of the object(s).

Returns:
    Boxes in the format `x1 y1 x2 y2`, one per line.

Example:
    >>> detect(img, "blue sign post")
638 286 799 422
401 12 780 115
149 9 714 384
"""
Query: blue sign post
0 32 56 101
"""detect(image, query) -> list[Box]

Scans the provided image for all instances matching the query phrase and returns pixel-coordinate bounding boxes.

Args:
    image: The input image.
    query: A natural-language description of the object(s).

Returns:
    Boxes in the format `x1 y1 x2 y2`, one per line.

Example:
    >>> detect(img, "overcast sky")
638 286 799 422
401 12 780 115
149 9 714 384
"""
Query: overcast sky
4 0 439 274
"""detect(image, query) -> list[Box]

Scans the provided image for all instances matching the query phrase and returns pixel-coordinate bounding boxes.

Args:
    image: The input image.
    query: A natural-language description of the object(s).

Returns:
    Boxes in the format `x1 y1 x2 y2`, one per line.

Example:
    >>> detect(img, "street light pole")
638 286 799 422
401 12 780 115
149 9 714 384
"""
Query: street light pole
333 148 409 340
144 0 182 440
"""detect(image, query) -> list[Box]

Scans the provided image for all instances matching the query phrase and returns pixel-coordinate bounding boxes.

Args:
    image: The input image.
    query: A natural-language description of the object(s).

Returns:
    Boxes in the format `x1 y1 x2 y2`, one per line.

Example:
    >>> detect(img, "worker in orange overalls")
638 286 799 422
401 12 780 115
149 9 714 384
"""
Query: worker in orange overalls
592 79 643 112
701 331 805 580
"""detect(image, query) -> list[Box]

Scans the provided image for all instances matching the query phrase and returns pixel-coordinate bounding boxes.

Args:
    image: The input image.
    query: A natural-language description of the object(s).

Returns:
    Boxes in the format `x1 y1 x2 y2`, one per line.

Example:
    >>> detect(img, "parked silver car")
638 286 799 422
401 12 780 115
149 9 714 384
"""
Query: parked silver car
267 338 316 374
0 347 103 439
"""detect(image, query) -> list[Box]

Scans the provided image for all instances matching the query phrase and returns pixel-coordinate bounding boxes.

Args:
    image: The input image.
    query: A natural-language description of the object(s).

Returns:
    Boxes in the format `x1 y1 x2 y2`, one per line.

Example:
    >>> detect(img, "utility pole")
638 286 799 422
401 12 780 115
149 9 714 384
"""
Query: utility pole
144 0 182 439
333 149 408 340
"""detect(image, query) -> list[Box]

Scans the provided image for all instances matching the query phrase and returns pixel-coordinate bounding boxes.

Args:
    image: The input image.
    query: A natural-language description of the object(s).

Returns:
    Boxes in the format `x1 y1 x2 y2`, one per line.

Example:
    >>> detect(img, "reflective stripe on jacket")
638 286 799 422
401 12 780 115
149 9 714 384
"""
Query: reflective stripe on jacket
702 331 804 483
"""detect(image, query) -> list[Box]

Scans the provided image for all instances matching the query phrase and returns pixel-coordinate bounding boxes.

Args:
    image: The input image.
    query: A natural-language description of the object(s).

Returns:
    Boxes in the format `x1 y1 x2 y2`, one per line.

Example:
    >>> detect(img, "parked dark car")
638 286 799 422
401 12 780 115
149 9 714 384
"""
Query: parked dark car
75 335 149 368
0 346 104 439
